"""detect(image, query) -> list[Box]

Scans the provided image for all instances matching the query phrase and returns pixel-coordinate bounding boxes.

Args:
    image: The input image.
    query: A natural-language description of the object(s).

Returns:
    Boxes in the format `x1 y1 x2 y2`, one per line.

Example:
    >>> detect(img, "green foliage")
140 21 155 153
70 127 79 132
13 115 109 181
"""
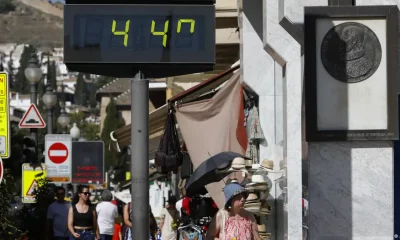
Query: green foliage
4 128 29 177
0 170 26 239
14 45 35 93
89 75 114 108
49 61 57 90
101 98 125 169
74 73 88 106
0 0 15 14
7 58 14 89
17 177 55 240
69 112 100 140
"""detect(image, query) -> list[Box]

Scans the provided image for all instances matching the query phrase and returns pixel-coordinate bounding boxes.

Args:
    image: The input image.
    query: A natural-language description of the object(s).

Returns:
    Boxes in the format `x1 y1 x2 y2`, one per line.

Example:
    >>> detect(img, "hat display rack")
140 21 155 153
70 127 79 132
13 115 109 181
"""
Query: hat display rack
242 92 278 239
241 159 274 240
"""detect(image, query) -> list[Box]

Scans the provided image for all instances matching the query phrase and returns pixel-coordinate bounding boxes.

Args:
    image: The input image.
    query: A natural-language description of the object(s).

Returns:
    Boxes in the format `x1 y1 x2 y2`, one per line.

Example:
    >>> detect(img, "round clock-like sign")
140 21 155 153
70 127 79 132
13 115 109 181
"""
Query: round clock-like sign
320 22 382 83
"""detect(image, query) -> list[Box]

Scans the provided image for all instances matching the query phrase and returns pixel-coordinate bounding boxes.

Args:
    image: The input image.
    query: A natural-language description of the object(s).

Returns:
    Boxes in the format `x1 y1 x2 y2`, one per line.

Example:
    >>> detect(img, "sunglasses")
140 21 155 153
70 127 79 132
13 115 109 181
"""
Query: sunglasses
81 192 91 196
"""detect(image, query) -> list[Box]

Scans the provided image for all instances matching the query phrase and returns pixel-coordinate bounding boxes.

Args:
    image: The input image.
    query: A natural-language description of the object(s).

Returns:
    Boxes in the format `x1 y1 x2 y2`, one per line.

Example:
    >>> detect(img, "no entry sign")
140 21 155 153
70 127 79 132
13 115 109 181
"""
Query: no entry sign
45 134 72 183
48 142 69 164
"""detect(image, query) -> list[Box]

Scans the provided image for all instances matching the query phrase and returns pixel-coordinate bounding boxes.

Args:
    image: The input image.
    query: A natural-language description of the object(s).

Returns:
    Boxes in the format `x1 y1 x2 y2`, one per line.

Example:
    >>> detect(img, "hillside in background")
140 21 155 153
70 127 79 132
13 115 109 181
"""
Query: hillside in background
0 0 63 47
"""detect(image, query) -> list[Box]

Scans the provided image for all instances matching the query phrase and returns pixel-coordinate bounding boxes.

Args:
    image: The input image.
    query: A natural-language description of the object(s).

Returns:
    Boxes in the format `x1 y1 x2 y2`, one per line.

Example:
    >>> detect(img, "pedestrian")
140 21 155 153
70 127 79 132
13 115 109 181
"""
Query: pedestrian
122 202 158 240
46 186 71 240
68 185 100 240
96 190 119 240
112 217 122 240
160 196 179 240
206 183 261 240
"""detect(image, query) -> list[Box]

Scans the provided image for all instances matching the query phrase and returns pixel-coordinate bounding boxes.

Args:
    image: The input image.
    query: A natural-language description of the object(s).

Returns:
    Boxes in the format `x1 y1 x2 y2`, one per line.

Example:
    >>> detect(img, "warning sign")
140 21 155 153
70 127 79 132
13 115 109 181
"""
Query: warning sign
0 73 10 159
22 163 46 203
26 179 38 196
19 104 46 129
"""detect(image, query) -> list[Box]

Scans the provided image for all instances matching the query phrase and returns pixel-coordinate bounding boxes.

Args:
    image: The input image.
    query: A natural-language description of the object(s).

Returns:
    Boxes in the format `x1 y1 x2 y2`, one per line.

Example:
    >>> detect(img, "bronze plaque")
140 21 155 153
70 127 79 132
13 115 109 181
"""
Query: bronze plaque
321 22 382 83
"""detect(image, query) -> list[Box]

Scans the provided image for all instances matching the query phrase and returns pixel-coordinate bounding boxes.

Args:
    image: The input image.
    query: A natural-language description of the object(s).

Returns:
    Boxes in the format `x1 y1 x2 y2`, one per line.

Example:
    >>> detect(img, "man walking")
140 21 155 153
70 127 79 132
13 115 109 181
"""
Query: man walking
46 187 71 240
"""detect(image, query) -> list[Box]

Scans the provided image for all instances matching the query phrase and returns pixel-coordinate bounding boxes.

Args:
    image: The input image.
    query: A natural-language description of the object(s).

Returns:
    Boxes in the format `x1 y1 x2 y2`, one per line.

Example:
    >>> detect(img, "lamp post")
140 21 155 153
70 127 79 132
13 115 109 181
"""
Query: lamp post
25 52 42 156
57 107 70 134
42 85 57 134
25 52 42 105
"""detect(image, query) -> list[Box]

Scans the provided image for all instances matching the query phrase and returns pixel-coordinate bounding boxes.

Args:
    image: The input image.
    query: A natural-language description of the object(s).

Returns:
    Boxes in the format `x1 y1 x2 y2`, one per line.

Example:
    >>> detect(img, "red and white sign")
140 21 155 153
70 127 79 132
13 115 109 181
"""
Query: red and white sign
48 143 69 164
0 157 3 184
19 104 46 128
45 134 72 183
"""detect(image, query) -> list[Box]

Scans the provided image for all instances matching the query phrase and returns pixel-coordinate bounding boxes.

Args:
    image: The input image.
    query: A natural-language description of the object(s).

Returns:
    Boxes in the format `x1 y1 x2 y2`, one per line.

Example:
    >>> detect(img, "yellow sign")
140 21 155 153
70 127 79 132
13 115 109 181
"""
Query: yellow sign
0 73 9 158
22 163 47 203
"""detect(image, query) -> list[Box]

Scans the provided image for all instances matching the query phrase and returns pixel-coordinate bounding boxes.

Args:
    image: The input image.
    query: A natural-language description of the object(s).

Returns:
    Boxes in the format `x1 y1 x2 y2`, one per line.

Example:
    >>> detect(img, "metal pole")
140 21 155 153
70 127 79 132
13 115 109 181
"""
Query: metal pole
131 71 149 239
30 83 37 106
47 108 53 134
30 83 38 156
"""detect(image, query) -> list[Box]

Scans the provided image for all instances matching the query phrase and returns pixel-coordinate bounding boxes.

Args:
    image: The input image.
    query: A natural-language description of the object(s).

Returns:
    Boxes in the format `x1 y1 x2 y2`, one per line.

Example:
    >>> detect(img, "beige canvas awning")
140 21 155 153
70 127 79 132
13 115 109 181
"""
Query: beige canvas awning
110 66 239 158
110 104 168 156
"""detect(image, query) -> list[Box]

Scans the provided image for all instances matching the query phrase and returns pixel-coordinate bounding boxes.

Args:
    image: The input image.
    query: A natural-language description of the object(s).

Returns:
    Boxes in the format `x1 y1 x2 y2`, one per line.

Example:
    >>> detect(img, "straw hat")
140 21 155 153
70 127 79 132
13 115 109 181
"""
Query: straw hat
260 159 274 171
245 193 259 203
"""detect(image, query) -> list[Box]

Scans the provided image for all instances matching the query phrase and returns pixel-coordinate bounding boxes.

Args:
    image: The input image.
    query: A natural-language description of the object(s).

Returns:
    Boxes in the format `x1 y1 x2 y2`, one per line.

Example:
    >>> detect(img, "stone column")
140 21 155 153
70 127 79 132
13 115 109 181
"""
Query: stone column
241 0 329 239
307 1 396 239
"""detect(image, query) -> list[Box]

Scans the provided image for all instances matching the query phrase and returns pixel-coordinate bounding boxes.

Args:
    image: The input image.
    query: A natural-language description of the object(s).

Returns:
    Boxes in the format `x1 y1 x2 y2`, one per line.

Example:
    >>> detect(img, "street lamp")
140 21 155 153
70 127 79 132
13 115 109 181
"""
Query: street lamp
25 52 42 105
57 108 70 133
42 85 57 134
25 51 42 161
70 123 80 140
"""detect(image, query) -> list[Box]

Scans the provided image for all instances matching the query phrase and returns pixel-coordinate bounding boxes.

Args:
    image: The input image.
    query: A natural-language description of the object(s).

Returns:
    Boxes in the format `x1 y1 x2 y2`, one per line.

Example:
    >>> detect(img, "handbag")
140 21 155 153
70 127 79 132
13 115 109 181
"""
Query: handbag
155 111 183 173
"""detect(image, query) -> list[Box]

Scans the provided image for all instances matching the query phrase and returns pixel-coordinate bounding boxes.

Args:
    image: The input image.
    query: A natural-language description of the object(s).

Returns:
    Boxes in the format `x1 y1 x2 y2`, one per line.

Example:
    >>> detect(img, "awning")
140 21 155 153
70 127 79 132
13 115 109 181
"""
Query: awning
110 65 240 154
111 104 168 155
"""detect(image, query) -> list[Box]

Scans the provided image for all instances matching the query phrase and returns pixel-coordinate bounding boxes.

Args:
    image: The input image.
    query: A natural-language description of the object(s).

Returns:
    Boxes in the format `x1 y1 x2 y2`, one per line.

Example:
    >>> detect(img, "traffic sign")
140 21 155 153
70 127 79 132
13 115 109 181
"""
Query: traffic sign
19 104 46 128
22 163 46 203
45 134 72 183
26 179 38 196
0 157 3 184
0 73 10 158
71 141 104 184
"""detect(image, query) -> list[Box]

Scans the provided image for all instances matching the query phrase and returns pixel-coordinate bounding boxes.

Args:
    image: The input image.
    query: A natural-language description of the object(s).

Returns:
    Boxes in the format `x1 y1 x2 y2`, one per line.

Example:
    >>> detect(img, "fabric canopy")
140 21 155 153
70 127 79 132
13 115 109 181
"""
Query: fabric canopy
174 71 248 208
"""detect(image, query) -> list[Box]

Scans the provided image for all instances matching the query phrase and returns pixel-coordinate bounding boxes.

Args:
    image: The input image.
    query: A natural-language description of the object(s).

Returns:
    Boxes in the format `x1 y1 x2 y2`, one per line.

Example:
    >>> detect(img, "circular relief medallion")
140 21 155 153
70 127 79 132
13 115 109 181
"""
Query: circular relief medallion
321 22 382 83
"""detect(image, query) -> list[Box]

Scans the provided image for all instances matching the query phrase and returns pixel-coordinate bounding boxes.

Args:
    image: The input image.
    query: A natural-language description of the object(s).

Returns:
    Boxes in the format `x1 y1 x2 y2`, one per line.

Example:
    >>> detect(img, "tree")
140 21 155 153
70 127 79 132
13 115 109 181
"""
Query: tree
74 73 88 106
14 45 35 93
7 58 14 89
89 75 114 108
101 98 125 169
0 170 26 239
48 61 57 91
69 112 100 140
0 0 15 14
17 176 54 240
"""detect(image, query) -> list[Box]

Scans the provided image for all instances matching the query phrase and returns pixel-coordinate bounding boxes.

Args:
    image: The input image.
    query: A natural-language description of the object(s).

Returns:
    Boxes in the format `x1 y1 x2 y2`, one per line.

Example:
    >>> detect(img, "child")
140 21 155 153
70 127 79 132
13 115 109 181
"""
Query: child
113 216 123 240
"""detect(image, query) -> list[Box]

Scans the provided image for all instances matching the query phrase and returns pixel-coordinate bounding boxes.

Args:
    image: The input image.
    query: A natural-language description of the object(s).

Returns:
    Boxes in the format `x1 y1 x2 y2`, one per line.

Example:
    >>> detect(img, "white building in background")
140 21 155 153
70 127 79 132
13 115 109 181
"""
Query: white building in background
9 92 31 112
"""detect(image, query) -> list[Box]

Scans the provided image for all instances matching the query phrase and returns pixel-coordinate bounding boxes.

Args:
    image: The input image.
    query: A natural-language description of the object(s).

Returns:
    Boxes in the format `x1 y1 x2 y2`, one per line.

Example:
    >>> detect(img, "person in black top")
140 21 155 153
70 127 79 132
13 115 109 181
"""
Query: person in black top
68 185 100 240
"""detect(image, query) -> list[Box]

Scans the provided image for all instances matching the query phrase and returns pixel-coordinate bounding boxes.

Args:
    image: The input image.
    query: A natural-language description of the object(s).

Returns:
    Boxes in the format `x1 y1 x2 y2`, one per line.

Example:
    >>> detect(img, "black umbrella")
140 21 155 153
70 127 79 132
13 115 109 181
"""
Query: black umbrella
185 151 249 196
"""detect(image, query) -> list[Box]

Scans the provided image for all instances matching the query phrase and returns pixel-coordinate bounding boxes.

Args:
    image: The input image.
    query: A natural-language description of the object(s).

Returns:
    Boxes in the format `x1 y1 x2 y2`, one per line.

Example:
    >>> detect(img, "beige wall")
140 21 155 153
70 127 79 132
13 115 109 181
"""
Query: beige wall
121 110 131 125
99 96 110 132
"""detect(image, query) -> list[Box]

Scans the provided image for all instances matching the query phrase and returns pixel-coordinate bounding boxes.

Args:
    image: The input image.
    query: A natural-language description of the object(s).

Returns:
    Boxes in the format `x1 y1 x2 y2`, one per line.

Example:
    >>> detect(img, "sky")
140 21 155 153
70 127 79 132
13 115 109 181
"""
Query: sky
50 0 65 3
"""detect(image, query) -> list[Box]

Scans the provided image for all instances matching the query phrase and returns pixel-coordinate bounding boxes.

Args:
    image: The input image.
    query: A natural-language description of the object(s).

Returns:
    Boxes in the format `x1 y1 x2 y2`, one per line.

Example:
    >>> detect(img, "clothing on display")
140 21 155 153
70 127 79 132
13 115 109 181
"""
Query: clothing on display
179 224 204 240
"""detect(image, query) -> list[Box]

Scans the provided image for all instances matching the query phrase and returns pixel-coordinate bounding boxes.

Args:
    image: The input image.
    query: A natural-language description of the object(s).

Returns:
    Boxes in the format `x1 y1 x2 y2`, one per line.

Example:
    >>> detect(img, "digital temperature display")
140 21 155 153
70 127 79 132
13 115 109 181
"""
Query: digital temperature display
64 4 215 65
